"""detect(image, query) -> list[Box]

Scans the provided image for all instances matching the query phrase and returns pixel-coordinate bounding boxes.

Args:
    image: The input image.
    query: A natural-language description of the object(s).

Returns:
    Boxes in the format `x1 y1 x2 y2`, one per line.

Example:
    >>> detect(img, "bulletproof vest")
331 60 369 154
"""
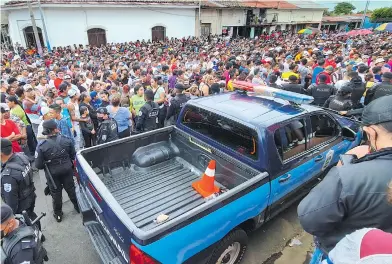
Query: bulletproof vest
173 95 190 121
328 96 351 111
373 82 392 101
144 102 159 132
1 154 34 202
43 136 72 174
2 225 47 264
312 84 332 106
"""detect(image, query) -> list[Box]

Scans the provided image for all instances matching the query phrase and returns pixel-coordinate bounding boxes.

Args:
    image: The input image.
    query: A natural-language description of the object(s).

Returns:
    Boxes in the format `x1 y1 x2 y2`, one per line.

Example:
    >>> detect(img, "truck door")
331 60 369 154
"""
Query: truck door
269 117 314 217
302 113 352 184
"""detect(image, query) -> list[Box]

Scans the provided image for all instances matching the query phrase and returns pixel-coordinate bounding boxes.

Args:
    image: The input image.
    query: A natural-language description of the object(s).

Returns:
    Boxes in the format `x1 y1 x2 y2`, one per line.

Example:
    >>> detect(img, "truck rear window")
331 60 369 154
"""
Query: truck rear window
180 105 258 160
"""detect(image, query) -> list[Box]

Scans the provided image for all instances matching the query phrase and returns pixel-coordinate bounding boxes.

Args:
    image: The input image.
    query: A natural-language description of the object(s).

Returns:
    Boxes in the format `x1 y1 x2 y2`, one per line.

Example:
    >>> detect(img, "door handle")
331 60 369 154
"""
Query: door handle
314 155 324 162
279 174 291 183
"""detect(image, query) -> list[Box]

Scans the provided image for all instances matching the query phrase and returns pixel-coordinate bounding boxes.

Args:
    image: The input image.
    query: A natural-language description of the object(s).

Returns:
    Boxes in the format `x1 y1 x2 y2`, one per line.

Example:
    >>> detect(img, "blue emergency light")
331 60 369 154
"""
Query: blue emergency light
232 81 314 105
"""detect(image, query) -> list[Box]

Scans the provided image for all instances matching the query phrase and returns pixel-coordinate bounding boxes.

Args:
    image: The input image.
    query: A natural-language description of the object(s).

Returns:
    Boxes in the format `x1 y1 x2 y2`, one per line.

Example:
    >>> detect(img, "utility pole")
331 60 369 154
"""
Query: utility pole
198 0 202 37
38 0 51 52
27 0 43 57
360 0 370 28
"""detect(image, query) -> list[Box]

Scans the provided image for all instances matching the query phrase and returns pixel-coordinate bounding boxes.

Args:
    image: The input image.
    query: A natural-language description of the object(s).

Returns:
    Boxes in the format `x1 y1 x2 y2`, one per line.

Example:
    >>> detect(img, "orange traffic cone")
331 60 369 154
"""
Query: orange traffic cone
192 160 220 197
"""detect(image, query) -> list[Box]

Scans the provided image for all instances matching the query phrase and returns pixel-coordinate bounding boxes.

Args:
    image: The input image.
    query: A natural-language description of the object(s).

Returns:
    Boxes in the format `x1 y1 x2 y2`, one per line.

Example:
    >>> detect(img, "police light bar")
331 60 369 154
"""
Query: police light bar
232 81 314 105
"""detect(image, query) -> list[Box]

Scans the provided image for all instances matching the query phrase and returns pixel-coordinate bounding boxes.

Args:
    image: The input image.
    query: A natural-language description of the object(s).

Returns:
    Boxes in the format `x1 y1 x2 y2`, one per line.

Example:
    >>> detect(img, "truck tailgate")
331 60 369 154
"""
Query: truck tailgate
103 160 205 231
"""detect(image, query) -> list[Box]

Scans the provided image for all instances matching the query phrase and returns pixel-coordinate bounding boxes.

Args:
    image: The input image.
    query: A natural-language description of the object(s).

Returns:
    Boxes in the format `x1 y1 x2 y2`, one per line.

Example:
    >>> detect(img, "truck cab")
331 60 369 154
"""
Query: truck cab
75 85 361 264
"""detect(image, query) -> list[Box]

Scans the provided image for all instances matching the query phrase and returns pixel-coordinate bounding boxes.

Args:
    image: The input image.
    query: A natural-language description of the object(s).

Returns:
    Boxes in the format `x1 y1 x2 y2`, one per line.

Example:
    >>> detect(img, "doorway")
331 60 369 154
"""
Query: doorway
152 26 165 41
87 28 107 47
23 26 44 48
201 23 211 36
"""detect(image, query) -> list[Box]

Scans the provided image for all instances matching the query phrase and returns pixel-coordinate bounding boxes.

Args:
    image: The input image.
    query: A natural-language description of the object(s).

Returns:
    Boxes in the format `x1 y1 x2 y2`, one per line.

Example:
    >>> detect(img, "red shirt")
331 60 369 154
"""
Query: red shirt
325 59 337 69
54 78 63 89
1 119 22 152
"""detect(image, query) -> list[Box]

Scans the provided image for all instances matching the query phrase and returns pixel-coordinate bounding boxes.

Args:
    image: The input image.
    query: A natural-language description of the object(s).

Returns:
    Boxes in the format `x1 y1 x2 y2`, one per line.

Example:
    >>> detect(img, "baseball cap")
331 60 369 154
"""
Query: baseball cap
40 106 50 116
0 103 10 113
286 55 293 60
325 66 334 72
68 89 77 97
23 84 33 91
64 75 71 79
42 119 58 130
375 58 385 64
362 95 392 126
1 204 13 224
175 83 186 90
1 138 12 152
90 91 97 98
97 107 108 115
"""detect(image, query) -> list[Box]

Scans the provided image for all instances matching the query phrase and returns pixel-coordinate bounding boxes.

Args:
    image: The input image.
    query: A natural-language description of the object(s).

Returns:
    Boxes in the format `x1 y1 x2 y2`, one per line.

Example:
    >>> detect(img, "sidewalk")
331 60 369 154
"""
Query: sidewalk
34 170 100 264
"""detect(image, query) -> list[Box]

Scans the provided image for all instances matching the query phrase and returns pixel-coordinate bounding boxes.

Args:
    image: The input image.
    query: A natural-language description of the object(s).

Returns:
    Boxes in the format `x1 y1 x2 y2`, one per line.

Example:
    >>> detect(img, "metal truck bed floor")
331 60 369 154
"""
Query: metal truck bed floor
101 159 205 231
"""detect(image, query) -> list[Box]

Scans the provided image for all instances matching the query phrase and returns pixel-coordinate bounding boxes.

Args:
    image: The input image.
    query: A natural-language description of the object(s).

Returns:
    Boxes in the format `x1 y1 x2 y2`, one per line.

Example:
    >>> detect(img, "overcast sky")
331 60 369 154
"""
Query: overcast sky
317 0 391 11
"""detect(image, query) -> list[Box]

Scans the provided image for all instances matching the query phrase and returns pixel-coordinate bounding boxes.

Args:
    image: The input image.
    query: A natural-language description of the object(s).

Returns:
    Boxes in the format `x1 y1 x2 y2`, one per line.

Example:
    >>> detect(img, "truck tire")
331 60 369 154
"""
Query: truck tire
207 229 248 264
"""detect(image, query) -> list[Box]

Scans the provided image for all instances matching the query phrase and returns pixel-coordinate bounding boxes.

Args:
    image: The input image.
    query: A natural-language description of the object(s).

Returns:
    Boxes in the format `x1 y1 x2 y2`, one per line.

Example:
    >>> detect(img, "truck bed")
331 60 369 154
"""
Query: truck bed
81 127 260 234
97 159 205 231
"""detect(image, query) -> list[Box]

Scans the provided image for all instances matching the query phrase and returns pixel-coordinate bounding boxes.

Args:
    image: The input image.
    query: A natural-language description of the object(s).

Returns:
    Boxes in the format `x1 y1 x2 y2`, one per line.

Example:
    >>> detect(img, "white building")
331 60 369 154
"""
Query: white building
199 0 325 38
2 0 197 48
2 0 325 48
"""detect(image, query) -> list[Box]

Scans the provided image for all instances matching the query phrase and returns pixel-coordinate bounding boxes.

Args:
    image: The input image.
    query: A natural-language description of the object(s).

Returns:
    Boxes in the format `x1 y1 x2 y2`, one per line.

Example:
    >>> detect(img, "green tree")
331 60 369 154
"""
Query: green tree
371 7 392 22
323 10 333 16
334 2 356 15
357 9 372 14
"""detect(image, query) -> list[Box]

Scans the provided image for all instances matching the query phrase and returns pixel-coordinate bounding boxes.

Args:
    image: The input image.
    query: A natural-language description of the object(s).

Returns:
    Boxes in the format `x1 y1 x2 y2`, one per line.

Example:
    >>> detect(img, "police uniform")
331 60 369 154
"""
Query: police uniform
307 83 335 106
364 72 392 105
34 120 78 222
1 139 38 229
1 204 48 264
323 85 353 111
135 101 159 133
96 107 119 145
298 95 392 252
166 83 190 124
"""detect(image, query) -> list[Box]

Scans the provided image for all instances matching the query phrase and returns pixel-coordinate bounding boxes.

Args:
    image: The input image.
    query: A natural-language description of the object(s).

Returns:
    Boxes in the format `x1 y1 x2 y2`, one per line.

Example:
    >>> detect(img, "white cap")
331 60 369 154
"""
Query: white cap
375 58 385 64
40 106 50 116
23 84 33 90
313 48 320 51
0 103 10 111
68 89 77 97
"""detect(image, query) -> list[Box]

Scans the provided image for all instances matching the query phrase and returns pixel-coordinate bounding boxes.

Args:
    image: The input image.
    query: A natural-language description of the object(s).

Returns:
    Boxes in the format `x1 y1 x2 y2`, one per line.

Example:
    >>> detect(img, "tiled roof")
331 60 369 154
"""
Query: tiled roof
4 0 301 8
286 0 327 10
322 15 363 23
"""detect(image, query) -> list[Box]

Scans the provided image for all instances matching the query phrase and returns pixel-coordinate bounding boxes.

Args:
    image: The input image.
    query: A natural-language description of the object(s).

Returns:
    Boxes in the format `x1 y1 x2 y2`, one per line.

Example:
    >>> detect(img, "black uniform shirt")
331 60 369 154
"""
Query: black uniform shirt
1 153 35 213
96 119 118 145
35 135 75 174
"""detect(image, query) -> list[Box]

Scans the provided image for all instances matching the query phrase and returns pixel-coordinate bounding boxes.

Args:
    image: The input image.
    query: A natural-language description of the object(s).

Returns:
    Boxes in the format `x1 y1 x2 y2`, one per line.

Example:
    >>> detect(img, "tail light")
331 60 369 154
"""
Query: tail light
88 181 102 202
130 244 158 264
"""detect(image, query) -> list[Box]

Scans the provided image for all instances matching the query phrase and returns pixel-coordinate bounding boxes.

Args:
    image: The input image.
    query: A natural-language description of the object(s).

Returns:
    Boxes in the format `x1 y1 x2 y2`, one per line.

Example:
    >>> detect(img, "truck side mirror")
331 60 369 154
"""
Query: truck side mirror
342 126 356 141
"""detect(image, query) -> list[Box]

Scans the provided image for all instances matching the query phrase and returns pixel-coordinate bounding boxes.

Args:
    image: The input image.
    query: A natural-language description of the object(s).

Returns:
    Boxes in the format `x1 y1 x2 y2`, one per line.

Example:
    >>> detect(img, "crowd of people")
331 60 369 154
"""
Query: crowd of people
1 30 392 264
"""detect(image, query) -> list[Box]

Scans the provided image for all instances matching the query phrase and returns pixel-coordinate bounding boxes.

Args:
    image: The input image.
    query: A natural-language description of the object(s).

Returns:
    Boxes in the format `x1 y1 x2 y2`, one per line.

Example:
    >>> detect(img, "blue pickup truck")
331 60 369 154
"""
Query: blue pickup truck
75 85 361 264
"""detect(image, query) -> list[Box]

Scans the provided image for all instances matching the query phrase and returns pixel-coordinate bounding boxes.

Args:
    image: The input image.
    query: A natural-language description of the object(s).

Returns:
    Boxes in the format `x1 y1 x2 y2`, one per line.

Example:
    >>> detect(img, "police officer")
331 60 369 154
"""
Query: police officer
364 71 392 105
298 95 392 253
135 89 159 133
281 75 306 94
96 107 119 144
323 85 353 111
166 83 190 125
306 74 335 106
1 138 40 230
35 120 79 222
1 204 48 264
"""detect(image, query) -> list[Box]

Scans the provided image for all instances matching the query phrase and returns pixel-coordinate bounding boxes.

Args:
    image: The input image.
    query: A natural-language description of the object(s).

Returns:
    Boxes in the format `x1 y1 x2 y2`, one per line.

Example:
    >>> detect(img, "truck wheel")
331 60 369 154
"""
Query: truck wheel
208 229 248 264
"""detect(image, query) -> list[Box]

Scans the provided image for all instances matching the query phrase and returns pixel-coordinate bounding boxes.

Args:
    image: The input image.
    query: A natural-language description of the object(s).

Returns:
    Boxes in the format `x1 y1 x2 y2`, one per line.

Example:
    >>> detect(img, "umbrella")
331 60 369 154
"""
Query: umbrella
347 29 373 36
298 28 321 34
298 28 312 34
375 23 392 32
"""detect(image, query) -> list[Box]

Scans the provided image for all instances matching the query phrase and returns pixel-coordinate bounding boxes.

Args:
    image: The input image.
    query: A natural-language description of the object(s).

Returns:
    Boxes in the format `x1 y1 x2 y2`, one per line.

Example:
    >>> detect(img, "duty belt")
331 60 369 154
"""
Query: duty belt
47 157 69 165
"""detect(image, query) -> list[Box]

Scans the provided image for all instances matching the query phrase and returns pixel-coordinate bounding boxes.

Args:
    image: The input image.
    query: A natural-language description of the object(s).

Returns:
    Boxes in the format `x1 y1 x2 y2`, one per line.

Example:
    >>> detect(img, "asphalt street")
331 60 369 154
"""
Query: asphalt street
34 170 312 264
